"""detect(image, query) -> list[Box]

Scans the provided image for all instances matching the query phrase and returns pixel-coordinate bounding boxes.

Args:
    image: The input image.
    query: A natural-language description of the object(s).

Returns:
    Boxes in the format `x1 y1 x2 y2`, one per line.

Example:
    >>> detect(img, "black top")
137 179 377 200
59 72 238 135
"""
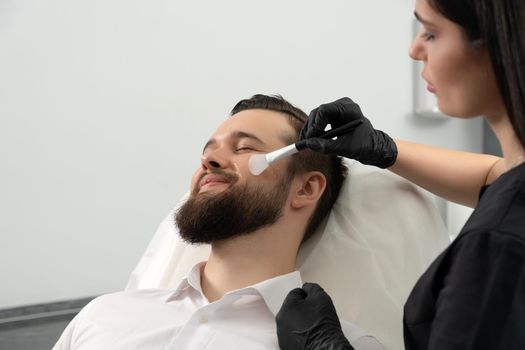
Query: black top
404 162 525 350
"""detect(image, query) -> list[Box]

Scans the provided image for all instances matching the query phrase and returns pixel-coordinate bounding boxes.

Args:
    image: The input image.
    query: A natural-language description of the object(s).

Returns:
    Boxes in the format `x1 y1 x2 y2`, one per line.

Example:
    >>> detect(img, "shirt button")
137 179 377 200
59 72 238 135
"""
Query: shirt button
199 315 208 324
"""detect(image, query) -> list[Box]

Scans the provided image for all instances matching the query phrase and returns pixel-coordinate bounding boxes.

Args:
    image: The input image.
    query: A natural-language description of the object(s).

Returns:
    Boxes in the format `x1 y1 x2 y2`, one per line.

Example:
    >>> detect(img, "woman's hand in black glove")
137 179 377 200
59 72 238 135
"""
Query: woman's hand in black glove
301 97 397 169
276 283 354 350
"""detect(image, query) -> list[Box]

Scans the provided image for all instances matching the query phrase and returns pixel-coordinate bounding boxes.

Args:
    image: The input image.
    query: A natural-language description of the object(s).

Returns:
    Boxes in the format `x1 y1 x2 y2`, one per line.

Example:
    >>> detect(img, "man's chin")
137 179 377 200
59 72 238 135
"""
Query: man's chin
183 235 233 245
177 179 288 245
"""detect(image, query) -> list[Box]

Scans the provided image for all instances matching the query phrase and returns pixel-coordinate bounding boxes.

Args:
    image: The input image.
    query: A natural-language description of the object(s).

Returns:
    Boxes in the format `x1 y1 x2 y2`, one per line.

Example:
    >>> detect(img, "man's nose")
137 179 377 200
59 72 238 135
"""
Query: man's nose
201 147 231 171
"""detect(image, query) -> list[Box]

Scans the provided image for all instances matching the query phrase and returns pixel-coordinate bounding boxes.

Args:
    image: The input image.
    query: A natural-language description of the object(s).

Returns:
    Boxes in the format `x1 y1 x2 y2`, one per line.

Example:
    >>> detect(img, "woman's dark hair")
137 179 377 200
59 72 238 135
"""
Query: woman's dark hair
231 94 348 243
428 0 525 148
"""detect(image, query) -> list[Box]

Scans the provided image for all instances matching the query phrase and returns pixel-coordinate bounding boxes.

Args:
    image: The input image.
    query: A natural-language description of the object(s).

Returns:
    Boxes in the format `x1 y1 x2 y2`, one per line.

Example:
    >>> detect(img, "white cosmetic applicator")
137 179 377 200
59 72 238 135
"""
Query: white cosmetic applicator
248 121 361 176
249 142 306 176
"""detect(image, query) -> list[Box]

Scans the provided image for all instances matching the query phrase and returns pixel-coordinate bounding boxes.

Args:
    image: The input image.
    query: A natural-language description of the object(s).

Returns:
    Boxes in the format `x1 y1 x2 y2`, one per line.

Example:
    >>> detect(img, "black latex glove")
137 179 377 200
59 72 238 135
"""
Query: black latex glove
276 283 354 350
301 97 397 169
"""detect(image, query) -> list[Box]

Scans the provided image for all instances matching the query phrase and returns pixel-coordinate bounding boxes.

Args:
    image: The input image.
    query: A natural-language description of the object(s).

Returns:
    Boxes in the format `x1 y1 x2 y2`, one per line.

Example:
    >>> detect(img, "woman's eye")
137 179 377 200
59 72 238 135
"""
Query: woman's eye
422 31 435 41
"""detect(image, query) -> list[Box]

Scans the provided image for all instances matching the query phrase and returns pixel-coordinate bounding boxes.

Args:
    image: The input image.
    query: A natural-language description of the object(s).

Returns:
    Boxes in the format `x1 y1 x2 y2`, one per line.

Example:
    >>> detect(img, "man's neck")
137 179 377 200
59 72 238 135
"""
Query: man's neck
200 226 298 303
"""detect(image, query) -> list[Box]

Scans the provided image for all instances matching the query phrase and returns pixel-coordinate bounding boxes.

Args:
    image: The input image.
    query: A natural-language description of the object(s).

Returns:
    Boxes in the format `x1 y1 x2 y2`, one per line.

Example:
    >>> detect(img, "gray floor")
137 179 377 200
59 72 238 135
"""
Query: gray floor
0 315 73 350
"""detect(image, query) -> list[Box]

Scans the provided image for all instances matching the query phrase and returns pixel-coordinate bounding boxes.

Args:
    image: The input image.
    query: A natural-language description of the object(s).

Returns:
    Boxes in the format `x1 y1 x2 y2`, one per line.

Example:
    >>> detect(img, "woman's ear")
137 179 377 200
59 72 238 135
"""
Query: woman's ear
290 171 327 209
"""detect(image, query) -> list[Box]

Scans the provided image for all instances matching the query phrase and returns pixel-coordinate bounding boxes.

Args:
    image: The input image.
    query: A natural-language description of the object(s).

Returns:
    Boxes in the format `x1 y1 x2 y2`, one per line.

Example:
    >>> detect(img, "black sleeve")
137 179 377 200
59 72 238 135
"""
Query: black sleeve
428 230 525 350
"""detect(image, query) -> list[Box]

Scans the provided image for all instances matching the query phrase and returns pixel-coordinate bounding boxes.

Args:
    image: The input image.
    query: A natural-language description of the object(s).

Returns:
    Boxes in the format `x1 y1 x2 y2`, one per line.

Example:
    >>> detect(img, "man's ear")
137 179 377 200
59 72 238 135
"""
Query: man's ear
290 171 327 209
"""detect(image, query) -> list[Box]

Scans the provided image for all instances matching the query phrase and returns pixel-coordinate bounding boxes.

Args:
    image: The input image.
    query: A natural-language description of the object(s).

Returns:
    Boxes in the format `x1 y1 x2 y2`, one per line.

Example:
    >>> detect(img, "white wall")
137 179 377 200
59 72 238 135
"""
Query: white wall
0 0 481 309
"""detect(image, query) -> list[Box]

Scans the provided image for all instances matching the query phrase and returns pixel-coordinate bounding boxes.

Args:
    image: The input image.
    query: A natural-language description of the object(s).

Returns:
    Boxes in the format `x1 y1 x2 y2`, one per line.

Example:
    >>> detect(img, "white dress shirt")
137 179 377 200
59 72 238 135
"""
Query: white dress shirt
53 262 383 350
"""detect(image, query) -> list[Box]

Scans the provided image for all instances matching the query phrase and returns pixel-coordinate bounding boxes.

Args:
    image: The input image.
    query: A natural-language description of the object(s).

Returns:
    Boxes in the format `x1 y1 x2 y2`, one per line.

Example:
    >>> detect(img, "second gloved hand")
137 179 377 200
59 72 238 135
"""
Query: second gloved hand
301 97 397 168
276 283 354 350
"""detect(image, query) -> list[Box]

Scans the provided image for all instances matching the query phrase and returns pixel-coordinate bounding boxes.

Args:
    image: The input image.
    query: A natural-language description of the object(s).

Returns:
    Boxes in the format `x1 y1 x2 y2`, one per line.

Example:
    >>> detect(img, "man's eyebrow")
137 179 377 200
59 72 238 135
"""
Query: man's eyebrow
231 131 265 144
202 139 216 153
414 11 435 26
202 131 266 153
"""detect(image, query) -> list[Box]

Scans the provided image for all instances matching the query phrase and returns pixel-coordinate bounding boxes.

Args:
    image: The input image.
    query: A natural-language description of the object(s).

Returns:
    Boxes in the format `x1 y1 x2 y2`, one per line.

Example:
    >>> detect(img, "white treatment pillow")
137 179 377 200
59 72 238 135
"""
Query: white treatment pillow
126 160 450 349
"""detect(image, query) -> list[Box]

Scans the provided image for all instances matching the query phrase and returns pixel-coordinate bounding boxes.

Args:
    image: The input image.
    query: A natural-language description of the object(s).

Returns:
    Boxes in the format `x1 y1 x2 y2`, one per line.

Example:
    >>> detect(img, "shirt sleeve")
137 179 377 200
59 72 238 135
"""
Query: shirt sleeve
428 230 525 350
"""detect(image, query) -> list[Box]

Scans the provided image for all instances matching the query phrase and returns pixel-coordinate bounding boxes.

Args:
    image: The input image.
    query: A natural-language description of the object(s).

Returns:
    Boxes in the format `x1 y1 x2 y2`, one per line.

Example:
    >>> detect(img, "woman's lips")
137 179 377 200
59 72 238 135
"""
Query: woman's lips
422 73 436 93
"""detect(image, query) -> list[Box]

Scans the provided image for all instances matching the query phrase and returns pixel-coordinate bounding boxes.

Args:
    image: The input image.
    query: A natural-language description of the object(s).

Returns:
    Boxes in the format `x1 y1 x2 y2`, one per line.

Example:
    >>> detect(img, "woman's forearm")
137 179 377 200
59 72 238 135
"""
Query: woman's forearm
389 139 501 208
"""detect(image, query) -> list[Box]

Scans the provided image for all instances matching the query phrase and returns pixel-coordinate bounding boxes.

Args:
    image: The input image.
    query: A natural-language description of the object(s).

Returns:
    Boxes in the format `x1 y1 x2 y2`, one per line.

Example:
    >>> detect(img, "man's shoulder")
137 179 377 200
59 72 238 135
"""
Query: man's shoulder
340 320 384 350
53 289 181 349
81 289 174 315
100 288 174 301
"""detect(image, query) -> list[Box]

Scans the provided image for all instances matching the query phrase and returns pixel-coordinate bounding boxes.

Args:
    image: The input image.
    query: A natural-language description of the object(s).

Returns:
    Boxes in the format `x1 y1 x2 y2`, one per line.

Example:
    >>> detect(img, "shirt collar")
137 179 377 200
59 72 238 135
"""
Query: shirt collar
165 262 303 316
246 270 303 316
166 261 206 301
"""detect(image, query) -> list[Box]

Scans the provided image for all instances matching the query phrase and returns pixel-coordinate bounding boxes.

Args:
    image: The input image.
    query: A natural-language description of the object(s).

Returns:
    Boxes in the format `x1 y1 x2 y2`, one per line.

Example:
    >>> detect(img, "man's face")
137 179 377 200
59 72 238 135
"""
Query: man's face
175 109 297 244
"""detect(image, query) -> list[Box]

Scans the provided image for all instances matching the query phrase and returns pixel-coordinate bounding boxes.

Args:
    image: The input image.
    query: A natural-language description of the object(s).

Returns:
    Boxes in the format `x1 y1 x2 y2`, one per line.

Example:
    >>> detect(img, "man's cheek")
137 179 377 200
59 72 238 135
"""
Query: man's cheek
190 172 202 193
232 155 264 181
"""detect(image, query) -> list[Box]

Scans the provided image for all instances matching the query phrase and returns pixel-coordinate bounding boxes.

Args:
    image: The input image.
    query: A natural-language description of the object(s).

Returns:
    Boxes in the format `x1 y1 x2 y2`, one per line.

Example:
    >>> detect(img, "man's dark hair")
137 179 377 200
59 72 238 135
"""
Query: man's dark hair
428 0 525 149
231 94 348 242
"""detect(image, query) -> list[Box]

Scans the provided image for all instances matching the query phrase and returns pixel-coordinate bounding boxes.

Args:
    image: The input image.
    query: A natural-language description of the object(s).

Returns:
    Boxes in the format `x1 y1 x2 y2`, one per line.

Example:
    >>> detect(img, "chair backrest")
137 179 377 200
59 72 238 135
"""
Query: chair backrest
126 160 450 349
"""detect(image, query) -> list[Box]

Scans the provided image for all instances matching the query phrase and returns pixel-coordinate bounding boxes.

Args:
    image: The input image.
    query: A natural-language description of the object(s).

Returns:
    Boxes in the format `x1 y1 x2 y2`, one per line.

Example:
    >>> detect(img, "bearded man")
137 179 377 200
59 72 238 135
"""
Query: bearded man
53 95 383 350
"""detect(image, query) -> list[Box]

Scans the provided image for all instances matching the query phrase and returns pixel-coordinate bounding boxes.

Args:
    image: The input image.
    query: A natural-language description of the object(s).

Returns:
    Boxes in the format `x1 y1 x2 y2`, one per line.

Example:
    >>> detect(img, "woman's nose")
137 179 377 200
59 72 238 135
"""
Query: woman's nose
409 30 426 61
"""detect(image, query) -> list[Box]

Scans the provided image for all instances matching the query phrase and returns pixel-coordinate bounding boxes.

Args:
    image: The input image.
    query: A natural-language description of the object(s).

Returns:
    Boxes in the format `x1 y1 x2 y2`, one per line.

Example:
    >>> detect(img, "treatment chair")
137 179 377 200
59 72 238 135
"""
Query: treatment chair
126 160 450 349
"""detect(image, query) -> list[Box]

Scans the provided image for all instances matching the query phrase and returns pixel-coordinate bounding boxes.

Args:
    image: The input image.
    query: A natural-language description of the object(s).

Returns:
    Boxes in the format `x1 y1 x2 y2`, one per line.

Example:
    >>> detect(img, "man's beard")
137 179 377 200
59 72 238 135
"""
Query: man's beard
175 171 292 244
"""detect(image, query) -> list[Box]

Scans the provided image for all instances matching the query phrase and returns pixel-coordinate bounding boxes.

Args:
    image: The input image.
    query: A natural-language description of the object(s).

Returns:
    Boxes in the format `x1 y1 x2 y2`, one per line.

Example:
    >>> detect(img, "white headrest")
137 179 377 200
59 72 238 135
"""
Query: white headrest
126 160 449 349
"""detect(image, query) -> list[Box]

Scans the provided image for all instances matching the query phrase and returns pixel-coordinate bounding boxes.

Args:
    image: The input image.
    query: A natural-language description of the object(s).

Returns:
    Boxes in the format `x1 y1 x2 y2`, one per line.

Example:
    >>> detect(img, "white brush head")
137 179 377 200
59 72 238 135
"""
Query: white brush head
249 144 299 176
249 154 269 176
